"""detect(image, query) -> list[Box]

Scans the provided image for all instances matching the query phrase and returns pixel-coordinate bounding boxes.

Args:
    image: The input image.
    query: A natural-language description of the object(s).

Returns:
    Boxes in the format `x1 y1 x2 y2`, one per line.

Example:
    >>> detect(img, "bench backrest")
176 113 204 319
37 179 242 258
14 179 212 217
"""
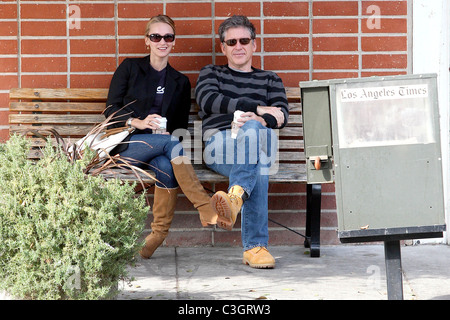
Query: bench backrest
9 88 304 166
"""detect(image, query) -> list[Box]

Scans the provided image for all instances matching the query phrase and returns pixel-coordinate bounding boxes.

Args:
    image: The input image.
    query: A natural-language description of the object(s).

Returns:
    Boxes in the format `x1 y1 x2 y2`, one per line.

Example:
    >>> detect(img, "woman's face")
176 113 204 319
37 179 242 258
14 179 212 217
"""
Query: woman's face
145 22 175 59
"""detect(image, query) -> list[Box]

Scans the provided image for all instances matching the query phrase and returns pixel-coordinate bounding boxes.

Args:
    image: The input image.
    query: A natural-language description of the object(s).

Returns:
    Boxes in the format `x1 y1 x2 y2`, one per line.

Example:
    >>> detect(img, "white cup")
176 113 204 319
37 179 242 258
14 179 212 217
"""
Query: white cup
231 111 244 139
154 117 167 134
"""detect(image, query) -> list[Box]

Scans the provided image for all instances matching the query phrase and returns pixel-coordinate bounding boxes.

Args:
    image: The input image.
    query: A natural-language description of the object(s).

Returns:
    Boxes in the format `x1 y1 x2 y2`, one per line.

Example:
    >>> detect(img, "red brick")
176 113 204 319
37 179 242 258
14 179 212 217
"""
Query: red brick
362 1 407 15
313 19 358 33
21 4 66 19
215 2 260 17
0 58 17 73
176 20 213 36
0 21 17 36
22 57 66 73
71 39 115 55
0 129 9 143
361 71 407 77
0 75 18 90
71 57 116 73
117 3 162 19
0 110 9 126
22 39 66 55
21 74 67 88
0 3 17 19
313 72 359 80
264 37 308 52
69 20 115 36
70 74 112 89
265 55 309 71
264 2 309 17
119 38 147 55
362 36 407 52
362 54 407 69
313 37 358 51
276 72 310 87
175 38 213 54
313 54 359 69
21 21 66 36
313 1 359 16
118 20 147 37
0 40 17 55
269 183 306 193
0 93 9 110
167 3 212 18
264 19 309 34
361 18 407 33
76 3 114 18
169 56 213 72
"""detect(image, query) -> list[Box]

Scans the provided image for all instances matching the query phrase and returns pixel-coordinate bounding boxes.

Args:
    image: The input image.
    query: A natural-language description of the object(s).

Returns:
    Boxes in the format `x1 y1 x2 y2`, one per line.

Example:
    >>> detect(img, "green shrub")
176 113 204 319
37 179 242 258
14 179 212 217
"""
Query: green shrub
0 135 148 299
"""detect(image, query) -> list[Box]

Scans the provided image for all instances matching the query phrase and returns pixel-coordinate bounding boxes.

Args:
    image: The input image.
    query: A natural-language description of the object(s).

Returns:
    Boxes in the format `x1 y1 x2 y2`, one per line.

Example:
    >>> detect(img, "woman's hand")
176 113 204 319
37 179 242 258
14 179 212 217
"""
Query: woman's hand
131 114 168 134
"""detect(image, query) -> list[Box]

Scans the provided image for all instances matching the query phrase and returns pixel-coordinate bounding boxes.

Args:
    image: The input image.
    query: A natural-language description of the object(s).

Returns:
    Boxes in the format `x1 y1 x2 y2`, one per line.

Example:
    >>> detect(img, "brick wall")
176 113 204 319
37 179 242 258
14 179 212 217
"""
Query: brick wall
0 0 410 247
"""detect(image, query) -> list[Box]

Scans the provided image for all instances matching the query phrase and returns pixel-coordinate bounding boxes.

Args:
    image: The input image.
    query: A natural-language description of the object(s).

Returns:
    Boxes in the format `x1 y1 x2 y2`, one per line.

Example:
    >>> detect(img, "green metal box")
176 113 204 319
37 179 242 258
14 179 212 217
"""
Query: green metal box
300 74 446 243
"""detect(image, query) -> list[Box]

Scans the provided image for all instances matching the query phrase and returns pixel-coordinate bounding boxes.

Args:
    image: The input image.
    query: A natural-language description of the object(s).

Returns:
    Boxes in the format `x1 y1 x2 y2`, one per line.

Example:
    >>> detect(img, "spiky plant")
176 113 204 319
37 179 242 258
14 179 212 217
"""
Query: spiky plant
0 106 161 299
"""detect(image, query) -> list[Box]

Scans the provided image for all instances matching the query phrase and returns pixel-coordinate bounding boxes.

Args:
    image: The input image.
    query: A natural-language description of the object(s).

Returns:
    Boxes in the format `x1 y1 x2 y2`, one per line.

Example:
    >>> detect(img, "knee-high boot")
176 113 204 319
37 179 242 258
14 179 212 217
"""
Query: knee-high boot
171 156 218 226
139 186 178 259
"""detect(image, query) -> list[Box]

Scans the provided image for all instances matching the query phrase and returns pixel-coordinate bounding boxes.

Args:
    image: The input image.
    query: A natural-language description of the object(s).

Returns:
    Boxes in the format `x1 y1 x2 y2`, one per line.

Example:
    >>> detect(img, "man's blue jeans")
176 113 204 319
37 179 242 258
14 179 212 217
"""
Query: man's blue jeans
118 133 183 189
204 120 278 251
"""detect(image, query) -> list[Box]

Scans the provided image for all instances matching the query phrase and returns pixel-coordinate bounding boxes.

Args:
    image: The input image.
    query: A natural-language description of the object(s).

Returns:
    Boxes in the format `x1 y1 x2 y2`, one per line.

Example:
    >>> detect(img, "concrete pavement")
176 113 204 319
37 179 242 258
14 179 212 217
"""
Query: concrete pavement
117 243 450 301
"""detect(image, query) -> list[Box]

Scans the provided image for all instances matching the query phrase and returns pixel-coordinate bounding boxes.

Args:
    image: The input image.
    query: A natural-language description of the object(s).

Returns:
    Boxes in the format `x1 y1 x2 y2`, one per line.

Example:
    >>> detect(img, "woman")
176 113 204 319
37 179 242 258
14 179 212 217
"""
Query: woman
104 15 217 259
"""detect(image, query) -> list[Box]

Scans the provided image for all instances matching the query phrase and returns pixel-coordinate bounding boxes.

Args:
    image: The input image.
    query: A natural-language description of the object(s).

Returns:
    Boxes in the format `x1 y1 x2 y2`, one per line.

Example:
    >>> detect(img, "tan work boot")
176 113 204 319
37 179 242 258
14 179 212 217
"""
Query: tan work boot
140 186 178 259
210 185 245 231
171 156 218 227
243 247 275 269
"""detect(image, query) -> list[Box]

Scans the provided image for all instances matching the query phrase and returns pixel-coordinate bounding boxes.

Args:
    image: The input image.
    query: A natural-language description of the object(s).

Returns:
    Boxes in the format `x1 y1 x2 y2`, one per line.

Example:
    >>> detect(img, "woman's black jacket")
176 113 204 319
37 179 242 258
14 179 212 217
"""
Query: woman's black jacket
104 55 191 154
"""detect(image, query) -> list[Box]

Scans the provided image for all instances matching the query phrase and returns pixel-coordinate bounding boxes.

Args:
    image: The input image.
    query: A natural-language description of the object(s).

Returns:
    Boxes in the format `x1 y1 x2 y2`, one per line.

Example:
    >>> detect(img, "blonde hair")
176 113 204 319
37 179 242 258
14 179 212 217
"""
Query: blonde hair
145 14 176 36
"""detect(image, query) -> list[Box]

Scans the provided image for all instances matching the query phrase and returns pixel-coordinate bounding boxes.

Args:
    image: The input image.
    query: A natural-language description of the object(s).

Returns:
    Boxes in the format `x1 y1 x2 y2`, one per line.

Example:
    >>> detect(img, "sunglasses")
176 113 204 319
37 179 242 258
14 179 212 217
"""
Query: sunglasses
223 38 253 46
147 34 175 43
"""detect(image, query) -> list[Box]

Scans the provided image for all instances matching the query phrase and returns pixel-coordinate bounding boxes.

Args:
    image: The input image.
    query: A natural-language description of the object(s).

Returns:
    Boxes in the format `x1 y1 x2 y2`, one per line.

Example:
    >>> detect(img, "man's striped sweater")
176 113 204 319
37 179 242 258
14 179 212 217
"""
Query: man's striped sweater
195 64 289 135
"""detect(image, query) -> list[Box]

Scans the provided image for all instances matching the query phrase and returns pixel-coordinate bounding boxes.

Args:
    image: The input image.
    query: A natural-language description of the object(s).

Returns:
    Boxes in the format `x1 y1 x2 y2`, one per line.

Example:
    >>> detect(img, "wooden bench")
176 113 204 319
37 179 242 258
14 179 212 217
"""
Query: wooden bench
9 87 323 257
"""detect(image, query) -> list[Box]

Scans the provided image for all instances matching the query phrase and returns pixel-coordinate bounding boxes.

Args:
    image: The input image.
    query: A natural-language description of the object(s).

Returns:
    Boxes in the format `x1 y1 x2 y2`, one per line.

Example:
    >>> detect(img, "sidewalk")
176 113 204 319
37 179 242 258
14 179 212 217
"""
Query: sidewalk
117 243 450 300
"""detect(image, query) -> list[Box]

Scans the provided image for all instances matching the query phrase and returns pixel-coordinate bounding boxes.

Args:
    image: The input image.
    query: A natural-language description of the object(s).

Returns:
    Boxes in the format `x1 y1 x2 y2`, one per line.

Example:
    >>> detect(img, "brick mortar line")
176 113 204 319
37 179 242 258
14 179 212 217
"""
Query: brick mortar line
17 16 407 21
9 34 408 40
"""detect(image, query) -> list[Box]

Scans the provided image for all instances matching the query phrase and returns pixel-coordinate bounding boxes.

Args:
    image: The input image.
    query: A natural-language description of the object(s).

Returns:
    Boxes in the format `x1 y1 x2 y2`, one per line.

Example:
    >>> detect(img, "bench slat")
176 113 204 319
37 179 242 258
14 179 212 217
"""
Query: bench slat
10 124 96 136
10 88 109 101
9 114 104 124
99 163 306 184
10 101 106 113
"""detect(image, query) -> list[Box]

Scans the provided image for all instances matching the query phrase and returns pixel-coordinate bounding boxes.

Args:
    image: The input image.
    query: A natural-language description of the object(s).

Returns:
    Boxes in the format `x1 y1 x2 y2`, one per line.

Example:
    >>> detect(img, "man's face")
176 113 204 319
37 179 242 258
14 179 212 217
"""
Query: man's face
220 27 256 72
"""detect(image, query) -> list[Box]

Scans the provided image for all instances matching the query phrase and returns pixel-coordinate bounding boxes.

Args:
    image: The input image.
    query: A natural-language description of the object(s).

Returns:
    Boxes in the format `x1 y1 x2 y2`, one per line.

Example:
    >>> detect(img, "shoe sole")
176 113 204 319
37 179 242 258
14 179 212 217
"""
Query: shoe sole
211 192 234 231
242 258 275 269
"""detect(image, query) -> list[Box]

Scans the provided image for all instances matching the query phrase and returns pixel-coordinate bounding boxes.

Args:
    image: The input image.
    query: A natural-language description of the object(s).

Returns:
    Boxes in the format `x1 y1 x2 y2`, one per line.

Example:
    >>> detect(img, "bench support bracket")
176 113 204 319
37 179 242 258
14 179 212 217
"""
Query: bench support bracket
305 183 321 257
384 240 404 300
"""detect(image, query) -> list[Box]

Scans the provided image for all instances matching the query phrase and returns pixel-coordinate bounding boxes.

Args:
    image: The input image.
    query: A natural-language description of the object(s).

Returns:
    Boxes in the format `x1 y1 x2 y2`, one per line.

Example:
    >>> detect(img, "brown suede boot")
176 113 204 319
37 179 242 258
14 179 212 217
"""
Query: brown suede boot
210 185 245 231
139 186 178 259
171 156 218 227
243 247 275 269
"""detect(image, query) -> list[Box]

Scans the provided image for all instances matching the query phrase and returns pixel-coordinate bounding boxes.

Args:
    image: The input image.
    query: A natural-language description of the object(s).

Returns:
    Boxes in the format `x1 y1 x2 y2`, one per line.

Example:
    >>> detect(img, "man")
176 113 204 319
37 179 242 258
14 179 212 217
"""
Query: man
195 15 289 269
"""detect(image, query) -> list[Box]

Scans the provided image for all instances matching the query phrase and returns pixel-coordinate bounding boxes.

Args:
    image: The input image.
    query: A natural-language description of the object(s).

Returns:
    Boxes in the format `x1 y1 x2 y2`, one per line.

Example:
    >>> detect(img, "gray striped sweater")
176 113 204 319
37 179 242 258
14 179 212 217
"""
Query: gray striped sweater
195 64 289 135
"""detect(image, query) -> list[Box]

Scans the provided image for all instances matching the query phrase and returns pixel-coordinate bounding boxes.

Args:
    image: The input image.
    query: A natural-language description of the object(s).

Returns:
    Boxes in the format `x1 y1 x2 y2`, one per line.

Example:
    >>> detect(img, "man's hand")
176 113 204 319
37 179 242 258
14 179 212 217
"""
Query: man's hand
235 111 267 127
256 106 285 127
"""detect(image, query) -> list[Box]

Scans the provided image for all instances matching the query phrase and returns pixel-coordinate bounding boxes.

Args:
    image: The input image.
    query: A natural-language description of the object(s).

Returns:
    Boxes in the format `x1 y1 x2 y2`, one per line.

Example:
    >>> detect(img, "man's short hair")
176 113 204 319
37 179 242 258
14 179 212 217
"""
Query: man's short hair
218 15 256 43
